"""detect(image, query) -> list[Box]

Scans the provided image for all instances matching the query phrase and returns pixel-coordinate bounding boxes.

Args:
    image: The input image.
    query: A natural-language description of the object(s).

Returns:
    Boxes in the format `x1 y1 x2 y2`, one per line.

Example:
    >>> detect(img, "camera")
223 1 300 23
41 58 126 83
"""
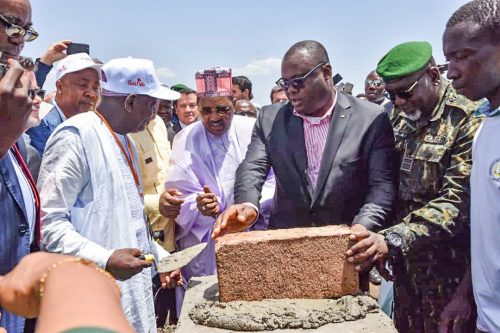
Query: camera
0 55 35 80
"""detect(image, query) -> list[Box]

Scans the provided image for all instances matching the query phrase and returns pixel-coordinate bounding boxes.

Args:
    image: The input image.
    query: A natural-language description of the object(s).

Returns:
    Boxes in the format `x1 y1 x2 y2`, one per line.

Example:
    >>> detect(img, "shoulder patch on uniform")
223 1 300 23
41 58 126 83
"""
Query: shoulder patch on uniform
447 89 481 117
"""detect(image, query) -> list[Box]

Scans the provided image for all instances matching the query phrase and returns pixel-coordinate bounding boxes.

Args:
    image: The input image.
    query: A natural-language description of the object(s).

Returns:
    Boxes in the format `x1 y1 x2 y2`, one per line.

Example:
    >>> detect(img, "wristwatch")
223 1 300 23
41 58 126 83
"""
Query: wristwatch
384 231 403 259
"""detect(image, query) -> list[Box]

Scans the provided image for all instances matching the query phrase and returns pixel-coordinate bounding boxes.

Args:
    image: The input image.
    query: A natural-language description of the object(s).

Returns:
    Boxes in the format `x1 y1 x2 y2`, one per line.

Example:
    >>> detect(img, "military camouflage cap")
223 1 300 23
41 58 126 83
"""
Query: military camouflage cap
376 41 432 82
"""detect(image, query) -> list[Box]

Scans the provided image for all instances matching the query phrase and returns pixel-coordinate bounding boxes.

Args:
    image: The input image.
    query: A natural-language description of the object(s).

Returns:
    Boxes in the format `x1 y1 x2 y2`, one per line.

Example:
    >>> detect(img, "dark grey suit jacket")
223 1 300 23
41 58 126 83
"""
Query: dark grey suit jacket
234 91 398 231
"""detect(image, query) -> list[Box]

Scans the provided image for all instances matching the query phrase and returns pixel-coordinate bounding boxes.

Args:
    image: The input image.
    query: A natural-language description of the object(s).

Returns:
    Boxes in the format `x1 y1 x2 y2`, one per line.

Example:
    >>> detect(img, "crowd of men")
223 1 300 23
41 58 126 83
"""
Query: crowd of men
0 0 499 332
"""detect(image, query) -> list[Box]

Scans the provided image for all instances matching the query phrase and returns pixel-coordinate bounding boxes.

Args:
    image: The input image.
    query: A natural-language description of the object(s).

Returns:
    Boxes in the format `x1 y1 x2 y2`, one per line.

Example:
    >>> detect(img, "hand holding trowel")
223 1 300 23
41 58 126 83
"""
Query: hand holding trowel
141 242 208 290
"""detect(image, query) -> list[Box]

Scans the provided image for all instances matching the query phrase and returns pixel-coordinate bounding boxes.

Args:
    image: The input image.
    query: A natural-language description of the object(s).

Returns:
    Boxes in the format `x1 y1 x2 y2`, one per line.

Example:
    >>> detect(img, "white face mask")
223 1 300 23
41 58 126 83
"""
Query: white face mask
401 109 422 121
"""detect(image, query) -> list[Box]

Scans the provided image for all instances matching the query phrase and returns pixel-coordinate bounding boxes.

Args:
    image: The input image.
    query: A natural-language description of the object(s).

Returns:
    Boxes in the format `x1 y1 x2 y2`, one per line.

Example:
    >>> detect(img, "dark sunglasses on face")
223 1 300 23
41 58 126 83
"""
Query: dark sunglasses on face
388 70 427 102
275 62 326 90
235 111 256 117
201 105 232 116
28 89 45 99
365 79 384 87
0 14 38 42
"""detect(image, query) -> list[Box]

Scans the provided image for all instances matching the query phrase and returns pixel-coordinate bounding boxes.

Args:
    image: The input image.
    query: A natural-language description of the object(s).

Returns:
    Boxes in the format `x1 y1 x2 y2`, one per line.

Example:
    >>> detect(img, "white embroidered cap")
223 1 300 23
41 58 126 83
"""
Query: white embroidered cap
55 53 102 81
100 57 180 100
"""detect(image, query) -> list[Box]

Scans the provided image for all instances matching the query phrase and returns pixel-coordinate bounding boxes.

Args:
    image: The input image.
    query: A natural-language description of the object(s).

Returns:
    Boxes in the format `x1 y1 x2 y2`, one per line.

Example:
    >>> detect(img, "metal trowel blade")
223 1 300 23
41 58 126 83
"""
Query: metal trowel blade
157 242 208 273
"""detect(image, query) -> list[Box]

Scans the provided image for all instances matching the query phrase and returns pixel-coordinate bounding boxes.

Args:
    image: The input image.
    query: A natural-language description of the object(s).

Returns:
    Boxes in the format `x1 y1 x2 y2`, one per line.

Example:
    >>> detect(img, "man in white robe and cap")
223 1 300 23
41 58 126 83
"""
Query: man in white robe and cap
162 67 275 312
38 57 182 333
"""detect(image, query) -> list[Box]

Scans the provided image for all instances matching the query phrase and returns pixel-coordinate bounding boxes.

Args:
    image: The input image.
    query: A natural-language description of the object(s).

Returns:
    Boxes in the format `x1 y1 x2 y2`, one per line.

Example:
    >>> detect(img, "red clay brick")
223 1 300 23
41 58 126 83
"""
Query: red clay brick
215 225 359 302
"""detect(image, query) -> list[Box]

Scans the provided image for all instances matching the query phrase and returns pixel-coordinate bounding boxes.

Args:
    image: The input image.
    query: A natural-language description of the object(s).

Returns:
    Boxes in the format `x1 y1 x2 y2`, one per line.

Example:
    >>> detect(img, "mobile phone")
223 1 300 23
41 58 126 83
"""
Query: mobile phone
333 73 343 85
67 43 90 55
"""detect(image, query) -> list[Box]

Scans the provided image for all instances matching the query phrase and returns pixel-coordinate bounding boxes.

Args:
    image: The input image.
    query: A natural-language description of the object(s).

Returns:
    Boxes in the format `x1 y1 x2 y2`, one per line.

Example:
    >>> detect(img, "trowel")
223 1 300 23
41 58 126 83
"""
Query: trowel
156 242 208 273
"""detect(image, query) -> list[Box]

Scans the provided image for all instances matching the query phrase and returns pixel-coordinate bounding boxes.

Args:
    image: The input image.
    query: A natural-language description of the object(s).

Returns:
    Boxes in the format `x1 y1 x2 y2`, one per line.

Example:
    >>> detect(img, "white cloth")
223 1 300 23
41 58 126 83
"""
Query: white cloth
8 150 35 243
471 116 500 332
38 111 168 333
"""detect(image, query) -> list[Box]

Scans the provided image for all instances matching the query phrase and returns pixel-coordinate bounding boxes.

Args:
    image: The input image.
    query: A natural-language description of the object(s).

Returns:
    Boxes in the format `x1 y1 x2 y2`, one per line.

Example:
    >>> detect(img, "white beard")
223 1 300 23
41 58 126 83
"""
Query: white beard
25 113 41 130
401 110 422 121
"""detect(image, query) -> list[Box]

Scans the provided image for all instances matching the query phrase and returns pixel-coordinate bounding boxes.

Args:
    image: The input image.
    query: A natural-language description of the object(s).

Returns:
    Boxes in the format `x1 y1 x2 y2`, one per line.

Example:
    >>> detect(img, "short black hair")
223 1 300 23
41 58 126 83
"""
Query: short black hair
232 76 253 100
283 40 330 66
173 87 197 107
447 0 500 43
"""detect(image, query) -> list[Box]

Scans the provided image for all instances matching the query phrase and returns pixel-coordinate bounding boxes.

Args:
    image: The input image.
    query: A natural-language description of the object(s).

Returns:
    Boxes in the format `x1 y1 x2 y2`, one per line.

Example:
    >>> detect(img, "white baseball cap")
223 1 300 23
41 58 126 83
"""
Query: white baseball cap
100 57 180 101
55 53 102 81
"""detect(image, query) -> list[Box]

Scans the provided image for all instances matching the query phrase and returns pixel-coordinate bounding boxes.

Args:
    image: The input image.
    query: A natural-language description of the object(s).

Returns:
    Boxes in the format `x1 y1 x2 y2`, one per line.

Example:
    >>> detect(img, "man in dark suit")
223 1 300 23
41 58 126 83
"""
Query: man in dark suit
213 40 398 240
0 9 41 328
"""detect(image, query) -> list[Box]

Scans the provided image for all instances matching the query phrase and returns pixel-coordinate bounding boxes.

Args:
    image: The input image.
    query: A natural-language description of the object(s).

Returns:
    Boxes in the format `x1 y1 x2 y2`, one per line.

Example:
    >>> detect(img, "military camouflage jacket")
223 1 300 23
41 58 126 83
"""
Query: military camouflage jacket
383 81 481 281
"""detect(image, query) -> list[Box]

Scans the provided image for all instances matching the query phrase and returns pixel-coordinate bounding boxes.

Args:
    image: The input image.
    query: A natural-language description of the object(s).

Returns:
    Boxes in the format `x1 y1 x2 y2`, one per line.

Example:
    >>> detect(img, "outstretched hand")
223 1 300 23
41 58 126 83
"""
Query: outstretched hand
0 252 76 318
40 40 71 65
212 204 257 239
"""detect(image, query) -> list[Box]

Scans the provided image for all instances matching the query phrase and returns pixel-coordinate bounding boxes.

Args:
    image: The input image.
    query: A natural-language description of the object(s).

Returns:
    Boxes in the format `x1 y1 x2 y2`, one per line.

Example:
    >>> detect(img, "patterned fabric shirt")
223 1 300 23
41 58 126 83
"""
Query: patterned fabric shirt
382 81 482 330
292 92 337 190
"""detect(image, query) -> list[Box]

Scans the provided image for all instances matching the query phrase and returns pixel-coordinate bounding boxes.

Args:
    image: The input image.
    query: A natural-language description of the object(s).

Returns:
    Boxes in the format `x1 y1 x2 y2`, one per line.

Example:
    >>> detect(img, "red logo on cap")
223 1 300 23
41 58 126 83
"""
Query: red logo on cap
128 78 145 87
58 65 67 72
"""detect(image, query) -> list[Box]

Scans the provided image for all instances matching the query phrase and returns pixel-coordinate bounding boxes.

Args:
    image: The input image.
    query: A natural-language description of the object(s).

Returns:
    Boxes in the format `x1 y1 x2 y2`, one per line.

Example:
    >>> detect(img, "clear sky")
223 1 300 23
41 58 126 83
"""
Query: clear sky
23 0 469 106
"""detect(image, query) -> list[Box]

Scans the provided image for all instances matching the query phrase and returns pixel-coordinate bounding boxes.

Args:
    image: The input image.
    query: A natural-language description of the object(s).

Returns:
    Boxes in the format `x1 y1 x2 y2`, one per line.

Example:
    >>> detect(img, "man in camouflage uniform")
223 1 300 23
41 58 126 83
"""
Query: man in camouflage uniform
347 41 481 332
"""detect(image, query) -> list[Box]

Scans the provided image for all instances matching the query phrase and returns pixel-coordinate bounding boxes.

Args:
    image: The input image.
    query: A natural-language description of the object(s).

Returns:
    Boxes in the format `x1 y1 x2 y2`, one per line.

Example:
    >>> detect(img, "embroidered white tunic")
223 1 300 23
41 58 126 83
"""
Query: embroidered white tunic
38 112 168 333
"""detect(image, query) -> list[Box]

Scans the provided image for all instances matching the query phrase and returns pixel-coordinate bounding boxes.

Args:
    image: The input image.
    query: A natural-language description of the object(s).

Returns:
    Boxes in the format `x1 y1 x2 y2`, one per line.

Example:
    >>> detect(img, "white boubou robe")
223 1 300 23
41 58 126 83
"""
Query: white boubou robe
38 112 169 333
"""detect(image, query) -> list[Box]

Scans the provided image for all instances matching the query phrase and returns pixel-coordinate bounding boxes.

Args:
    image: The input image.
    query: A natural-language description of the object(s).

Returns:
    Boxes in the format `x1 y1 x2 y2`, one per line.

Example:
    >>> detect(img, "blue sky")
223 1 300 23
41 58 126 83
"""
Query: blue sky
24 0 469 106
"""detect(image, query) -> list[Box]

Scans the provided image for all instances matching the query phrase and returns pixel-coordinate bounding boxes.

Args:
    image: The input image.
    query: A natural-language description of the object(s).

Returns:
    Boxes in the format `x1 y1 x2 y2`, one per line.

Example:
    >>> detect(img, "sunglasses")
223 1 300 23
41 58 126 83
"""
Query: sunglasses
276 62 325 90
200 105 232 116
365 79 384 87
388 70 427 102
28 89 45 99
0 14 38 42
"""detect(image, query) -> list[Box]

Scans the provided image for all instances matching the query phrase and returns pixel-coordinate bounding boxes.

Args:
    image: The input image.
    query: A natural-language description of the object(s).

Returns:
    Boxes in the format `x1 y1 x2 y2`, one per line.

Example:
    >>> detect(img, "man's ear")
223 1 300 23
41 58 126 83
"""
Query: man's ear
124 94 136 114
324 64 332 79
428 66 441 86
55 80 63 94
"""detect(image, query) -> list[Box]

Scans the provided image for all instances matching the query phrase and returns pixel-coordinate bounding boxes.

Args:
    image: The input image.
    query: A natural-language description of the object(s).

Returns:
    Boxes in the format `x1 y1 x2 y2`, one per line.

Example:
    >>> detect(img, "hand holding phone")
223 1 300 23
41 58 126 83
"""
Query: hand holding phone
0 58 34 158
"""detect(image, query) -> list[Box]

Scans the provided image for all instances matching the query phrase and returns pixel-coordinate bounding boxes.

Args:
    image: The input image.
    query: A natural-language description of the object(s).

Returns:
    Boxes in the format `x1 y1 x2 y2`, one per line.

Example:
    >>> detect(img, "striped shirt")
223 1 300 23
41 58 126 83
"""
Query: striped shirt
293 94 337 190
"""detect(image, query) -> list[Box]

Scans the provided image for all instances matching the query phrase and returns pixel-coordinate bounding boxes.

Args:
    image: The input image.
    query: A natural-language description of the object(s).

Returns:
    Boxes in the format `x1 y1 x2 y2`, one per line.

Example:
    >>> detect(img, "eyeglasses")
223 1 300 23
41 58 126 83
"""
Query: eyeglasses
275 62 325 90
388 70 427 102
0 14 38 42
200 105 232 116
28 89 45 99
365 79 384 88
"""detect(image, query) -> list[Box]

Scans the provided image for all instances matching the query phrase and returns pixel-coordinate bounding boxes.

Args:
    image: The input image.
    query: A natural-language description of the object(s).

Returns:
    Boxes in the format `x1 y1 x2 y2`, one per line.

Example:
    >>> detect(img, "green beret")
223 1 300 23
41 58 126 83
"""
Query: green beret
376 41 432 81
170 83 190 92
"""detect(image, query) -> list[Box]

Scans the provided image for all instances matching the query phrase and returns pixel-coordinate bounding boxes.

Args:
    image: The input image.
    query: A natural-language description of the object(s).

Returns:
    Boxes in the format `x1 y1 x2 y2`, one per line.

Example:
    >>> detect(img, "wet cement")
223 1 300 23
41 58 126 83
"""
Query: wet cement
190 295 379 331
176 276 397 333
